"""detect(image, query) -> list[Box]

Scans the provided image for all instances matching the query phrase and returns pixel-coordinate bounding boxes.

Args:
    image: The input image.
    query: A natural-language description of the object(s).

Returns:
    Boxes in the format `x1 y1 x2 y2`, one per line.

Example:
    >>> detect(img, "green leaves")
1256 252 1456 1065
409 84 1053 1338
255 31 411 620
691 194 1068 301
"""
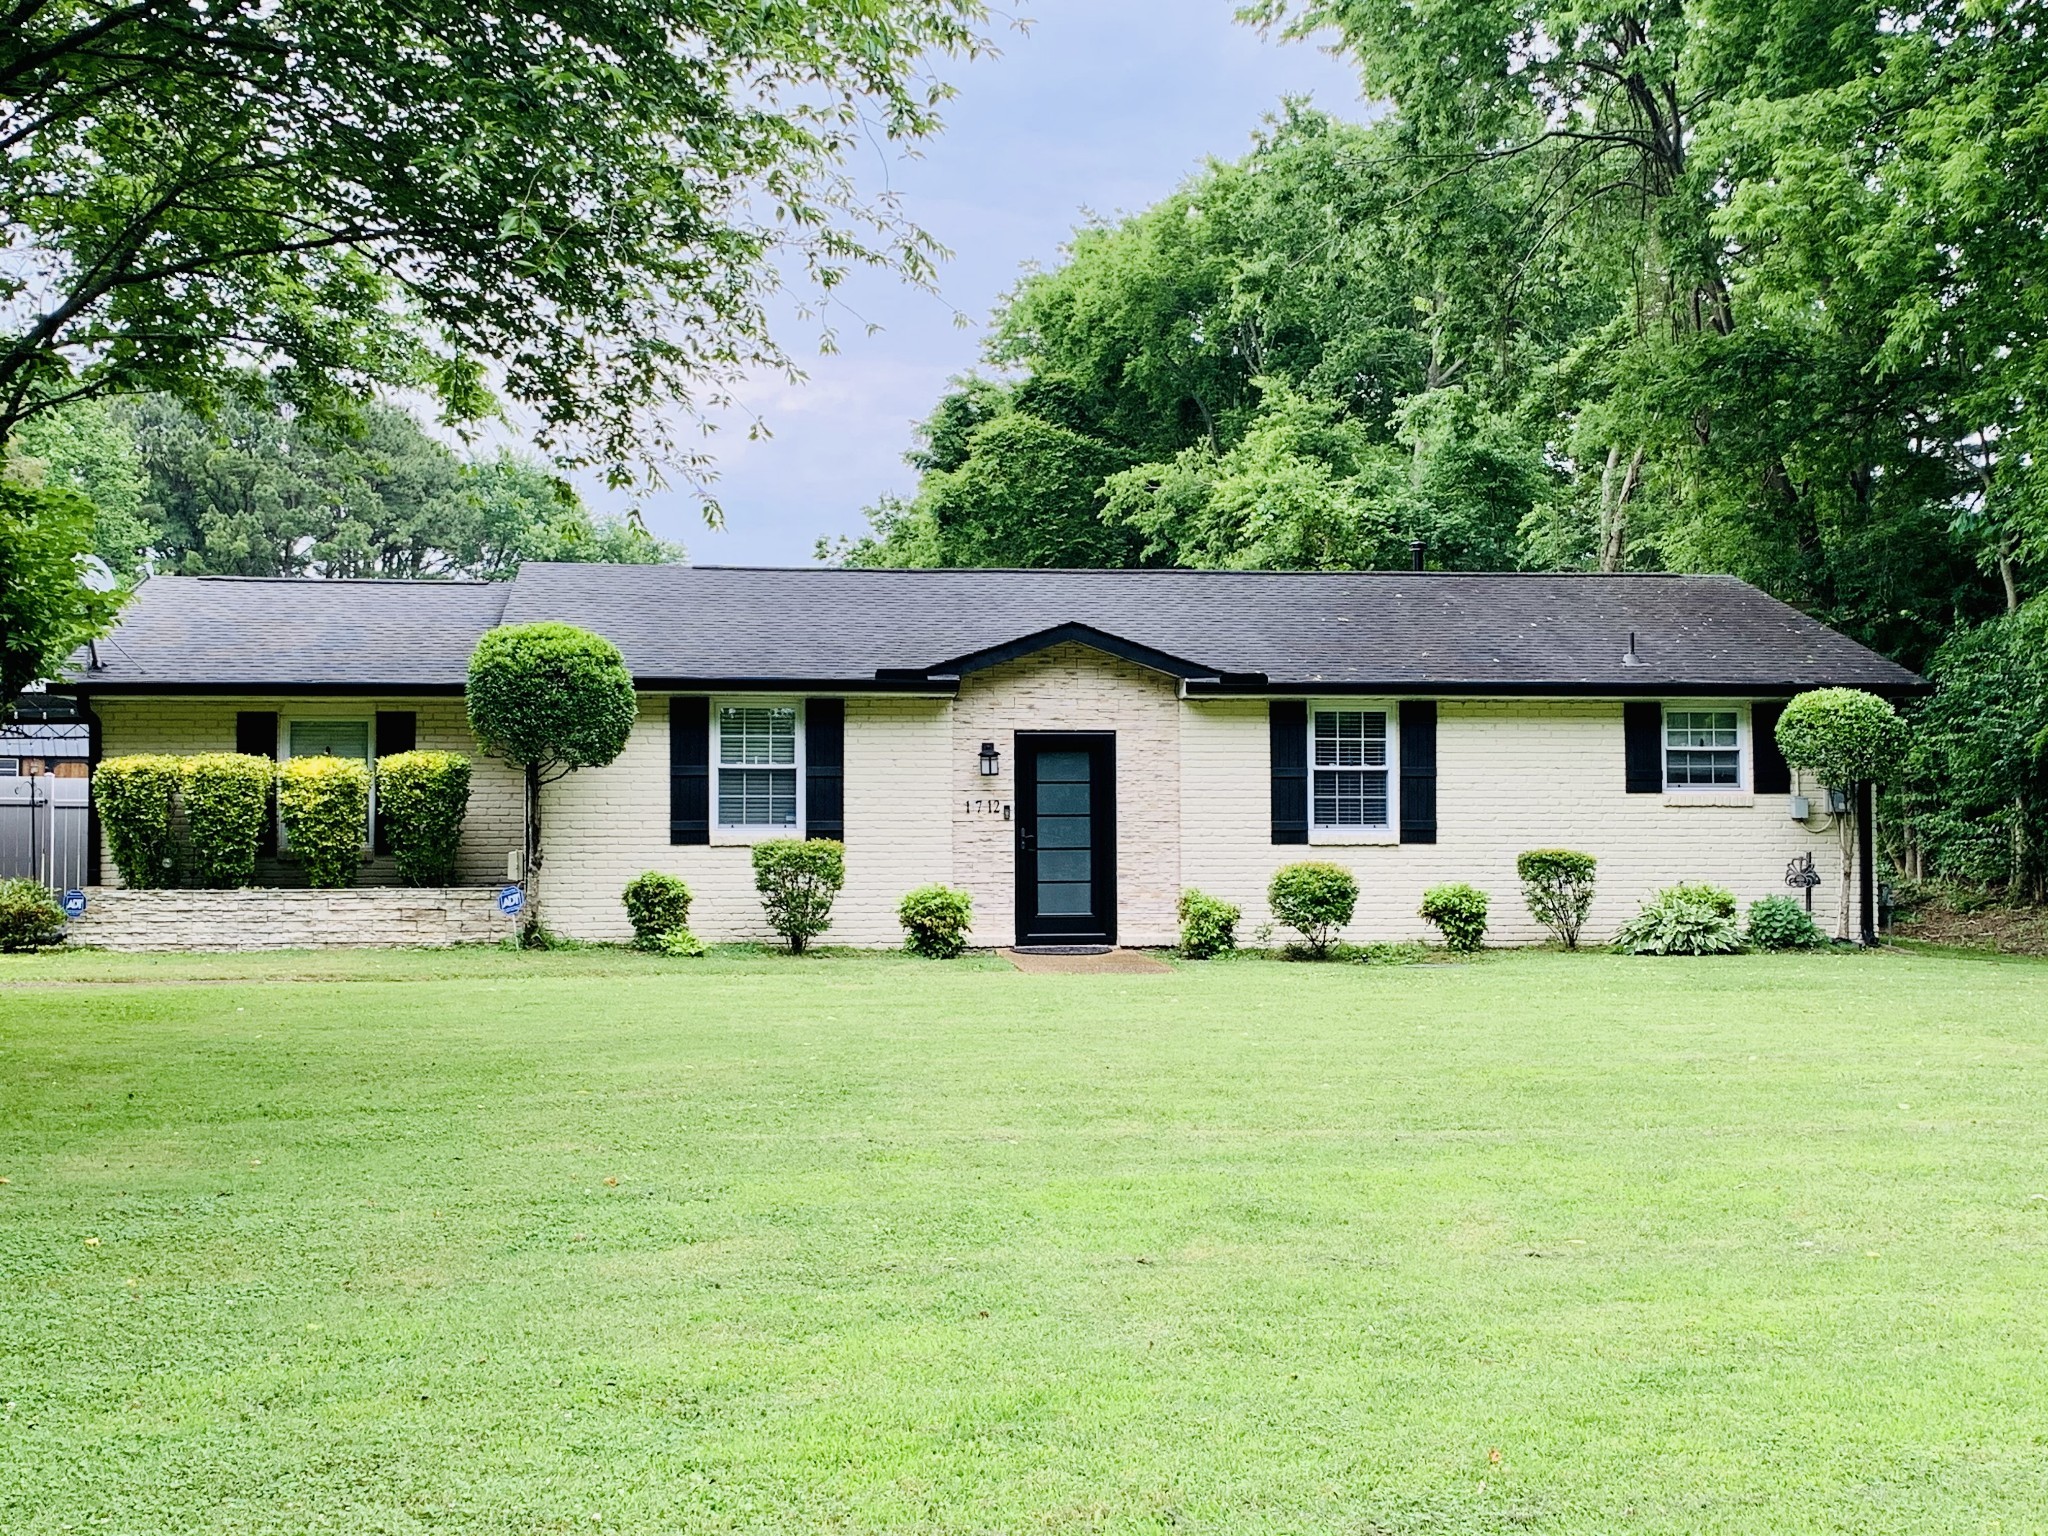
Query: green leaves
0 481 126 708
465 623 637 776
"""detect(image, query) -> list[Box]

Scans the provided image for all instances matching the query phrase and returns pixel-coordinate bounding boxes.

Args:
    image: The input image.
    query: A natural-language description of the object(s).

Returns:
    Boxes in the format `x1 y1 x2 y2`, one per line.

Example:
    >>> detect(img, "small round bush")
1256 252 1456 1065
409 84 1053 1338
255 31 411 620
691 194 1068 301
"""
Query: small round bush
899 884 973 958
1267 861 1358 958
622 871 693 949
1177 889 1240 959
92 754 181 888
1746 894 1826 951
377 750 472 886
179 753 274 888
1775 688 1910 791
277 755 370 888
1516 848 1597 949
654 926 706 958
753 838 845 954
1419 882 1489 953
0 878 65 951
1614 882 1744 956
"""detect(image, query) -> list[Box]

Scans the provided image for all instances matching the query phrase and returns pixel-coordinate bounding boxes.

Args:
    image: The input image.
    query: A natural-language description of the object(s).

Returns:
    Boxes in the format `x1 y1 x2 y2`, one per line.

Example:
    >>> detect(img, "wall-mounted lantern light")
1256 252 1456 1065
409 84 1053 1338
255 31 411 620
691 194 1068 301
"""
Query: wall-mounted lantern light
978 740 1001 777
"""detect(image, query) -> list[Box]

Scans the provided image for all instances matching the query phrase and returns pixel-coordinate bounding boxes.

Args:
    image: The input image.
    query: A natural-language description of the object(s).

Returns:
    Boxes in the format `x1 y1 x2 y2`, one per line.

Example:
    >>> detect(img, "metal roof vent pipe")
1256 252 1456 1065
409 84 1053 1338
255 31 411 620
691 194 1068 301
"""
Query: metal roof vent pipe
1623 630 1642 666
1409 538 1426 571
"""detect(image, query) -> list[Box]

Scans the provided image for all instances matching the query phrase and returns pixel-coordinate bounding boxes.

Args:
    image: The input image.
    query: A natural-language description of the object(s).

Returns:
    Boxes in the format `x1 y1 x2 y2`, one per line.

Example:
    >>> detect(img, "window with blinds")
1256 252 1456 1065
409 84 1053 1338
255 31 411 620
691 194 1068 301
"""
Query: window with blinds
717 705 799 827
1312 709 1389 828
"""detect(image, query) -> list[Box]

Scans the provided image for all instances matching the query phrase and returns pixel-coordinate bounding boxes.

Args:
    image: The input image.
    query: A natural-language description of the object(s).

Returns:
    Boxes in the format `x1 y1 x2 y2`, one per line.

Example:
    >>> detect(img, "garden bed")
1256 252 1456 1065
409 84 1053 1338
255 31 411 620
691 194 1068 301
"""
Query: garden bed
65 886 514 952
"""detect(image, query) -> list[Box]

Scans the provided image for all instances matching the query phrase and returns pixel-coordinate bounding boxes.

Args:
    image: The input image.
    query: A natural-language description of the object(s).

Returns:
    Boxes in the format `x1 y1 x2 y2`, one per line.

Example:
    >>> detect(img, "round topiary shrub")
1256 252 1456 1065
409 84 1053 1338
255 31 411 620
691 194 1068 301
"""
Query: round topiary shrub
92 754 182 888
1516 848 1597 949
376 750 472 886
179 752 274 888
1613 883 1744 956
1267 861 1358 958
898 884 974 958
1746 894 1826 951
1776 688 1910 940
622 871 693 949
0 877 65 951
1419 882 1489 952
1177 888 1241 959
277 755 370 887
752 838 845 954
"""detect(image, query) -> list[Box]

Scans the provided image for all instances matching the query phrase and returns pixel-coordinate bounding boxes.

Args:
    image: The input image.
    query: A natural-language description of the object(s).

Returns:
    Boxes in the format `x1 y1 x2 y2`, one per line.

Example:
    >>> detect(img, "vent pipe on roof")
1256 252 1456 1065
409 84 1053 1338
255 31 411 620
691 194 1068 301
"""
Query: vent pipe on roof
1622 631 1641 666
1409 538 1426 571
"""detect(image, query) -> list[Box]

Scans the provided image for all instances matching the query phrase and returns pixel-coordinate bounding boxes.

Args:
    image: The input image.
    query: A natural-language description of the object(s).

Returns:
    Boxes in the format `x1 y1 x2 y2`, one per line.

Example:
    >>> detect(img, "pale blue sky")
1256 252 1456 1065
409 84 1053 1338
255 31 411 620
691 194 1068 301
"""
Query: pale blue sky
590 1 1365 565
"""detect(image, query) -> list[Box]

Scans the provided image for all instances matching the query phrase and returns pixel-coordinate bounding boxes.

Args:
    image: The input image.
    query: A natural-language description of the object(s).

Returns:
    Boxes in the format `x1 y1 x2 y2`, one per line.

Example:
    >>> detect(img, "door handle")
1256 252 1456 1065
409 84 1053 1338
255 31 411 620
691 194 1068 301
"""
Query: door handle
1018 828 1035 850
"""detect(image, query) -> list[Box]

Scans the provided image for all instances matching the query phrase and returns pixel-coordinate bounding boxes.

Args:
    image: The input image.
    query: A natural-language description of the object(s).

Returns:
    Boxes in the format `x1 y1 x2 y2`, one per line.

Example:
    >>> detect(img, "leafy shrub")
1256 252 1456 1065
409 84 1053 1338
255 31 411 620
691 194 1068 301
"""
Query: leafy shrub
1267 861 1358 957
752 838 845 954
1746 895 1826 951
0 878 65 951
376 751 472 886
178 753 274 888
1419 882 1489 952
654 926 706 958
92 754 181 888
277 755 370 887
1516 848 1597 949
1777 688 1909 940
1613 883 1744 956
1177 888 1240 959
622 871 693 949
899 884 973 958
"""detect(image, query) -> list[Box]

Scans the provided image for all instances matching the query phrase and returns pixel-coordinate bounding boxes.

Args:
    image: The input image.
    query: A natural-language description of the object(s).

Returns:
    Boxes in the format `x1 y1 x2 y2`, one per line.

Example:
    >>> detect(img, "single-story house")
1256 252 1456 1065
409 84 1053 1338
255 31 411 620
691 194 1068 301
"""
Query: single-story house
63 565 1925 947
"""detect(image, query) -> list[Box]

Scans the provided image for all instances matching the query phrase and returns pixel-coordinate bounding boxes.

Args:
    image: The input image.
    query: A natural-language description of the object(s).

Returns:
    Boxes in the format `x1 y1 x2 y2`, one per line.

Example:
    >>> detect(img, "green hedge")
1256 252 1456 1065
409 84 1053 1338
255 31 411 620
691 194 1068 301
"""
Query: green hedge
377 751 472 886
278 756 370 887
92 754 182 888
1267 861 1358 957
752 839 844 954
1176 889 1240 959
899 884 973 958
622 871 693 949
179 753 274 888
1516 848 1597 949
0 878 65 951
1419 882 1489 952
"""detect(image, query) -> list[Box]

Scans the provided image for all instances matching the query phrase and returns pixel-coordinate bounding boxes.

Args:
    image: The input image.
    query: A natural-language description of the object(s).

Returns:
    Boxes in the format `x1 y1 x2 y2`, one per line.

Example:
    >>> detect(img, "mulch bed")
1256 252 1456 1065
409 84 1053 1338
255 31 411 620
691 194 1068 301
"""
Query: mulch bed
1893 901 2048 957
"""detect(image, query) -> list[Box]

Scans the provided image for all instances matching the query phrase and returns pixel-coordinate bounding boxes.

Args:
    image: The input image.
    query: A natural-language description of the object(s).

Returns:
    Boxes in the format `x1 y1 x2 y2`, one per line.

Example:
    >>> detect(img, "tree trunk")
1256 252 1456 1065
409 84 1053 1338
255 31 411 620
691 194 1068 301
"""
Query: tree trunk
522 760 543 945
1598 445 1643 572
1837 810 1855 944
2000 548 2020 614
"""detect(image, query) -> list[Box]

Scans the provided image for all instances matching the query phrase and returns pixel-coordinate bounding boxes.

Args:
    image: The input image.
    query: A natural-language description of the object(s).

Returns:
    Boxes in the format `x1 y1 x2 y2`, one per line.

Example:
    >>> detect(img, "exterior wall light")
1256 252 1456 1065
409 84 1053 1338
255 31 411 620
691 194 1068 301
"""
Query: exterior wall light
978 740 1001 777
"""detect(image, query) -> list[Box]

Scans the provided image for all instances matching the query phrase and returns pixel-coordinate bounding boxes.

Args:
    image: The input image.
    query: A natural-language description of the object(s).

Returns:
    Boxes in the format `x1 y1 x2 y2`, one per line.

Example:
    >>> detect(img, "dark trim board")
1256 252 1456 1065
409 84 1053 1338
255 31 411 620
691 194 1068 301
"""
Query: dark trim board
1013 731 1117 948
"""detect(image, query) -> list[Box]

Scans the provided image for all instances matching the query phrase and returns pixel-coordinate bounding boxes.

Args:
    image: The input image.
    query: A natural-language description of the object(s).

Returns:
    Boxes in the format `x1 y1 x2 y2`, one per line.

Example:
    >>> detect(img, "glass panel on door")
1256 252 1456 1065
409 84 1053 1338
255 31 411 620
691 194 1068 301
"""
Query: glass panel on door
1034 749 1092 919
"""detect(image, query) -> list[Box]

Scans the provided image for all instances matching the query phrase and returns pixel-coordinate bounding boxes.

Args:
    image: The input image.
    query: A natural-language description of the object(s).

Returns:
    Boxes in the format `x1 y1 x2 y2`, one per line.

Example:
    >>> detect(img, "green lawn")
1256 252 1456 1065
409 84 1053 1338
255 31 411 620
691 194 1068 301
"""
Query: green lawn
4 945 2046 1534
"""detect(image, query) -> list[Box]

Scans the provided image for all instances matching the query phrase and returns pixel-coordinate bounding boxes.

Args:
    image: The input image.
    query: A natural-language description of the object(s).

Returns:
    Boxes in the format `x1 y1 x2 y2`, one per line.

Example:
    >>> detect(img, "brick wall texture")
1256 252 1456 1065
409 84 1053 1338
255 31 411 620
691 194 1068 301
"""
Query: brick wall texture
92 651 1851 948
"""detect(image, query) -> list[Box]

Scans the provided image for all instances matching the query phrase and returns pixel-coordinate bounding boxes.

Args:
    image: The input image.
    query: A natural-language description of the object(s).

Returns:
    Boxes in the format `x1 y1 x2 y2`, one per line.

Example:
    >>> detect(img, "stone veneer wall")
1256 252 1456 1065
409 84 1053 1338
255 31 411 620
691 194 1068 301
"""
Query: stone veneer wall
67 888 515 952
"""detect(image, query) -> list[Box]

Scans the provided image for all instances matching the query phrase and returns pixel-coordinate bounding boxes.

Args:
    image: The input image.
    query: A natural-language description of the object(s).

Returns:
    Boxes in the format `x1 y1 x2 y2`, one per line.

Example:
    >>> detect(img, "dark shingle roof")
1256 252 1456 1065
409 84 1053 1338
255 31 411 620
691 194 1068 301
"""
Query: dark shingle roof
72 565 1926 695
73 576 510 690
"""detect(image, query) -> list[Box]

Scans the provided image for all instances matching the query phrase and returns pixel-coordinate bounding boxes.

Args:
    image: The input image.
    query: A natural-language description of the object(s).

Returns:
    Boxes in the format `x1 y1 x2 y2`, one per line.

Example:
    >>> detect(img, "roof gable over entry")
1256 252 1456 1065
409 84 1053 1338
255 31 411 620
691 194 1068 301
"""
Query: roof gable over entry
69 564 1928 696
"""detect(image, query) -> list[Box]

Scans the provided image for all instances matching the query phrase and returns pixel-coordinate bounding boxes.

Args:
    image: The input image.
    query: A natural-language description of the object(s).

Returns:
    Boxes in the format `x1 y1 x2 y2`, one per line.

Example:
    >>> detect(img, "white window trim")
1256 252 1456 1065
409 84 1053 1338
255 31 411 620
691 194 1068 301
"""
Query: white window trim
1307 698 1400 846
1660 700 1753 799
711 696 805 844
280 716 377 850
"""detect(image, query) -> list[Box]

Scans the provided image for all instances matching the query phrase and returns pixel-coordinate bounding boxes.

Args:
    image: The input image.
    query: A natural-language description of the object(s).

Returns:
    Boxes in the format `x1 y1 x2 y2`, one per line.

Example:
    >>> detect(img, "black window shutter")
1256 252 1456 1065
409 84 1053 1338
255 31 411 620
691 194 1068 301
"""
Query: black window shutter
1399 701 1437 844
1270 700 1308 844
806 698 844 840
1752 701 1790 794
371 712 417 853
1624 701 1664 793
236 711 279 855
670 697 710 845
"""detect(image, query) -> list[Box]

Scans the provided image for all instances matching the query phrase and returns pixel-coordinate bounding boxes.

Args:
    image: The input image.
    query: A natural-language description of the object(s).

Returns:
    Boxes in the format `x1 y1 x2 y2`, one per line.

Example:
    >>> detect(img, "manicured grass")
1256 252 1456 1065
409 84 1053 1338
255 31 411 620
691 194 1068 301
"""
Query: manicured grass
4 945 2046 1533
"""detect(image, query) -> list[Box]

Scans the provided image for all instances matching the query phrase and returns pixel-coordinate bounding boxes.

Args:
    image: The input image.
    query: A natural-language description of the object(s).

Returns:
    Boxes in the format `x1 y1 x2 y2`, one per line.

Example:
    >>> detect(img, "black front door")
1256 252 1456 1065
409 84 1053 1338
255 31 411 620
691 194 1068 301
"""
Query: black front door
1015 733 1116 947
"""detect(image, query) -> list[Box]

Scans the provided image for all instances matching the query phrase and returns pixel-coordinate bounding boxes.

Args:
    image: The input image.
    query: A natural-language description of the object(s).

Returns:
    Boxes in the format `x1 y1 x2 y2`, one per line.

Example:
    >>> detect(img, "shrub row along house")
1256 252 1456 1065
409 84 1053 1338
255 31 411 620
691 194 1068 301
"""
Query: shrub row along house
61 565 1924 947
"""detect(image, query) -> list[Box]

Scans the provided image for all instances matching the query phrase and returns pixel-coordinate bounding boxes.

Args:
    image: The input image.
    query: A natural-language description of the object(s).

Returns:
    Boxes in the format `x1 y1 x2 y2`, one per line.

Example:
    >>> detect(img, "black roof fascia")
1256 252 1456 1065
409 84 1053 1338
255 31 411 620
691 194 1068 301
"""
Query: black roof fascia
1184 677 1933 699
71 681 470 697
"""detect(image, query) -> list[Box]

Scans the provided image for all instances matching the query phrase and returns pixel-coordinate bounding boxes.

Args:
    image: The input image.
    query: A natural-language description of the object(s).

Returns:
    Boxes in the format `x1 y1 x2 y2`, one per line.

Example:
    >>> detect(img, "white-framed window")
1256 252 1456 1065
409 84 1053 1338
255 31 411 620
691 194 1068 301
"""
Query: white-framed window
1310 702 1398 843
282 718 375 847
716 699 802 836
1664 705 1746 790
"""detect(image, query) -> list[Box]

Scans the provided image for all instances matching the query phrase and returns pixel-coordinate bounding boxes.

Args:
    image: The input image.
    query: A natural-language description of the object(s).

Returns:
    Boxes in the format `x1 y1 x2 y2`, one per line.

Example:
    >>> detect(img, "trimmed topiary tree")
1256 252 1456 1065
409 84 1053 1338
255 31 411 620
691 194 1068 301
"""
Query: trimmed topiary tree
92 754 182 888
0 877 65 951
277 755 370 888
376 750 472 886
752 838 844 954
1776 688 1910 941
179 753 274 888
622 871 693 950
1267 861 1358 958
899 883 974 958
1177 889 1240 959
1419 882 1489 953
1516 848 1597 949
467 622 637 942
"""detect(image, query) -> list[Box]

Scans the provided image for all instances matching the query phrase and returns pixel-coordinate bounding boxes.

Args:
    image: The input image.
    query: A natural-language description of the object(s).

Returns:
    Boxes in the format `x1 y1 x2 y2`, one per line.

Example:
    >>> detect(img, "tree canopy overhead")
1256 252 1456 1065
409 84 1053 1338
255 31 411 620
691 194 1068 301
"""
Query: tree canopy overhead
1 0 991 485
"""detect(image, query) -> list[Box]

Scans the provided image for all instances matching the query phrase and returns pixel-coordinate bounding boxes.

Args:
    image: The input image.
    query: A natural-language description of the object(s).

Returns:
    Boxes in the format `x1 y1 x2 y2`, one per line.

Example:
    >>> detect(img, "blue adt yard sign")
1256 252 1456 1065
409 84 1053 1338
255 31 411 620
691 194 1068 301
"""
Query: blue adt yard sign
60 889 87 920
496 885 526 917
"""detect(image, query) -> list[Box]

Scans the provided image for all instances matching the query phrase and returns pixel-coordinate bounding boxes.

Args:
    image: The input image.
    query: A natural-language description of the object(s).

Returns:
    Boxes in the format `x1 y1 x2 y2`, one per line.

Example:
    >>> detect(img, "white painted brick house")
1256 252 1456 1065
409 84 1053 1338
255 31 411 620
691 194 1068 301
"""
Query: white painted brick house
67 565 1925 947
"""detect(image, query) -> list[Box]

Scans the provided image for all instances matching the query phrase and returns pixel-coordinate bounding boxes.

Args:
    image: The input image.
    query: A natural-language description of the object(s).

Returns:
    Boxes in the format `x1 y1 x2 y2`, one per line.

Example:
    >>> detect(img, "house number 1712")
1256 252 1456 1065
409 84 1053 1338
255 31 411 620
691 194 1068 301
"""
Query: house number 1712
963 799 1011 819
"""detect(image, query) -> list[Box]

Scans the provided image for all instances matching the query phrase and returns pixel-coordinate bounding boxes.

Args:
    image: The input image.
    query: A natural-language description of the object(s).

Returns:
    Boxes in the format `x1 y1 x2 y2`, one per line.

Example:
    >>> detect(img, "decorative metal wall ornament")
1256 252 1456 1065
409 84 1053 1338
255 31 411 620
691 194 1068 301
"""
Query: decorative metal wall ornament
1785 852 1822 912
